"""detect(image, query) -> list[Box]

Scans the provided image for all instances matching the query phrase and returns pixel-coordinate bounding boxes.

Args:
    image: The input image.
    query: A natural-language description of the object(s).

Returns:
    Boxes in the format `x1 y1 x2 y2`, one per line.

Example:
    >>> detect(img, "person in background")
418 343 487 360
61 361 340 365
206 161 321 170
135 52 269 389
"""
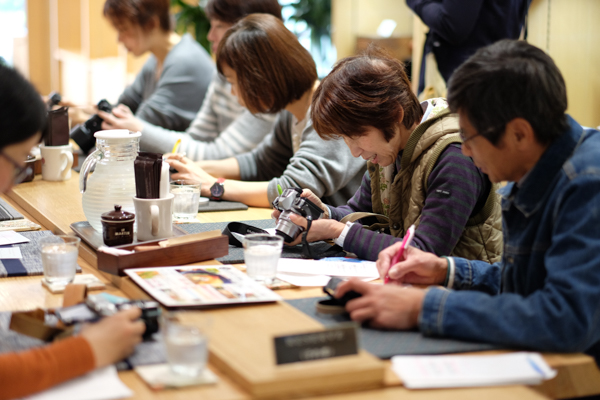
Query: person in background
336 40 600 365
273 48 502 263
98 0 214 133
0 64 145 400
408 0 531 95
166 14 366 207
100 0 282 160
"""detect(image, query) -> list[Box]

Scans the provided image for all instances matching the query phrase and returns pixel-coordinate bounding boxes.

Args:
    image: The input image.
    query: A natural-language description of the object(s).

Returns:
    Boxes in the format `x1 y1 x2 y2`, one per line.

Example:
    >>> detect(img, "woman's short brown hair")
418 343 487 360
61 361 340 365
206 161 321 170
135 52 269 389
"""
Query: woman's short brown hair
312 48 422 142
205 0 282 24
216 14 317 114
104 0 171 32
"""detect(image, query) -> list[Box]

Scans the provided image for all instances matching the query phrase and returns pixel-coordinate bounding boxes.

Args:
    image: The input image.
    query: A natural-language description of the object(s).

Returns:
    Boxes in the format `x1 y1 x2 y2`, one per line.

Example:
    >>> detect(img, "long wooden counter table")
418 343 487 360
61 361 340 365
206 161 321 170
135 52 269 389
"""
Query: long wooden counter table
2 174 598 399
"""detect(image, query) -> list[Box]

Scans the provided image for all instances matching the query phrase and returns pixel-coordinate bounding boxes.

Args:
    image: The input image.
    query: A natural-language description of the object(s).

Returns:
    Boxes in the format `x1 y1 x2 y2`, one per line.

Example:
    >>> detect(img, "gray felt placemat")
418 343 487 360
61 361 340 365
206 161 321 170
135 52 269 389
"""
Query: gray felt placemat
287 297 503 359
0 198 24 221
198 200 248 213
0 231 82 278
176 220 345 263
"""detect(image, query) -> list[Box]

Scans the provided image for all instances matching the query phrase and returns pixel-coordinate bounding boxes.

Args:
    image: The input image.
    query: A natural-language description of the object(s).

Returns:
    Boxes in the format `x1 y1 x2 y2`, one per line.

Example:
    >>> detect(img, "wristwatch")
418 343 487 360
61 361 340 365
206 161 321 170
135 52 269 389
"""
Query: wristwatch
210 178 226 200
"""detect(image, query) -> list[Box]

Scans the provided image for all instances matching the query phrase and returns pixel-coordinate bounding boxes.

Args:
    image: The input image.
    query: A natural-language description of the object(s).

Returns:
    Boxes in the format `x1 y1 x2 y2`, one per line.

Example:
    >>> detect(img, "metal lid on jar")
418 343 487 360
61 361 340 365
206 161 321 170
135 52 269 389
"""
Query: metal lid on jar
101 205 135 222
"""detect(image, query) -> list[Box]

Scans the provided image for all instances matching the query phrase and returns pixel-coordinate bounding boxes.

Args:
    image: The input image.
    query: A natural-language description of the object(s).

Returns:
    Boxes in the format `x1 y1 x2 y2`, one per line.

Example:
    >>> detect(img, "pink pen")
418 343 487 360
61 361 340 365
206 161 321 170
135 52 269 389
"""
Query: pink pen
384 224 415 284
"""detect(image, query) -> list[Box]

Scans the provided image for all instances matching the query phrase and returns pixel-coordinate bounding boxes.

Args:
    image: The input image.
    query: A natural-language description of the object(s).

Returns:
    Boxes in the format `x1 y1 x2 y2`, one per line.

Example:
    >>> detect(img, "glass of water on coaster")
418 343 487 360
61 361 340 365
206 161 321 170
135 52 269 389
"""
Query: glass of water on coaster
161 313 209 379
170 179 201 222
39 235 80 286
243 234 283 284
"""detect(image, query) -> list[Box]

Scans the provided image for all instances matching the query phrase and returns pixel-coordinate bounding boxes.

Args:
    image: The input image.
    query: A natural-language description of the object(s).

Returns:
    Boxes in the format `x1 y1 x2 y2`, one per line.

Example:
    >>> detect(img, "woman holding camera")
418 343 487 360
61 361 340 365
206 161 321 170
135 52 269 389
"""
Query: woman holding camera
99 0 214 132
0 65 145 400
274 49 502 265
166 14 366 207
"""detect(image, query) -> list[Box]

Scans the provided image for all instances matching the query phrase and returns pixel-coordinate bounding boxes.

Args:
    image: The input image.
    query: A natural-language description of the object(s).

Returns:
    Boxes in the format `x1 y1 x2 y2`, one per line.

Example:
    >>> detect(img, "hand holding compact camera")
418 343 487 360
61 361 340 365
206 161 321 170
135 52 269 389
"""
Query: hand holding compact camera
70 99 114 154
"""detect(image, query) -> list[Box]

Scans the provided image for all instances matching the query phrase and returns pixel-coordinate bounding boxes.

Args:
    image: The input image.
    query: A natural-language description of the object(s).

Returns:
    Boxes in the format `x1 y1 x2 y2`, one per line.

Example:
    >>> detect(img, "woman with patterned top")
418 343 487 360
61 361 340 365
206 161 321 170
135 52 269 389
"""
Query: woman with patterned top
273 48 502 264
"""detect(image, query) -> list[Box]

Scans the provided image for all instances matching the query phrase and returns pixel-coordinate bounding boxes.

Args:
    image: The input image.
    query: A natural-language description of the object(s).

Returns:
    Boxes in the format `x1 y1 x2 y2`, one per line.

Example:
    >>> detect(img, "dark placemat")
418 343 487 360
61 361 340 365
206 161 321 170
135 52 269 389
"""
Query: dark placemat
176 220 345 263
0 198 24 221
0 311 166 370
198 200 248 213
70 221 186 251
287 297 503 359
0 231 82 278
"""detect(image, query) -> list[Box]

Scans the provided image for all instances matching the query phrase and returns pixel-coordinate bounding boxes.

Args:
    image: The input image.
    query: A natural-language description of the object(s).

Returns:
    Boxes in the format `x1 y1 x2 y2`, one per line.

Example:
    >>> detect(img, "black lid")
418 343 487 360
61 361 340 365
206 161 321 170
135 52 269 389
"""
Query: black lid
101 205 135 222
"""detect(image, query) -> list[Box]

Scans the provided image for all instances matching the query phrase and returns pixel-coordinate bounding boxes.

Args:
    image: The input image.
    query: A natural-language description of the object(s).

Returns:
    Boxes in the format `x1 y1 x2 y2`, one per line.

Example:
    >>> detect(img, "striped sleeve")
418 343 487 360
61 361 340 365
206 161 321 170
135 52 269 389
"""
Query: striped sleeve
329 171 373 220
343 144 487 260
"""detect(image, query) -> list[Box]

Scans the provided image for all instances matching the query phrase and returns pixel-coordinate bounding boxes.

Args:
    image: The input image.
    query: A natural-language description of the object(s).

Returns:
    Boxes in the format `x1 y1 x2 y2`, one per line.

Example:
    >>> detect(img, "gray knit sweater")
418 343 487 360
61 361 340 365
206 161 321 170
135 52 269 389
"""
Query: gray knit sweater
119 34 214 133
235 110 367 207
139 74 276 159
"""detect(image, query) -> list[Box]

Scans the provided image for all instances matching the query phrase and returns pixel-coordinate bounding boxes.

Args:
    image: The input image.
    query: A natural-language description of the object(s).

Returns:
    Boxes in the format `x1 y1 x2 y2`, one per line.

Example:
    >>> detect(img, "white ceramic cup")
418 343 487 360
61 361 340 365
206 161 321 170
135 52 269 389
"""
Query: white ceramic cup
133 194 174 241
40 144 73 181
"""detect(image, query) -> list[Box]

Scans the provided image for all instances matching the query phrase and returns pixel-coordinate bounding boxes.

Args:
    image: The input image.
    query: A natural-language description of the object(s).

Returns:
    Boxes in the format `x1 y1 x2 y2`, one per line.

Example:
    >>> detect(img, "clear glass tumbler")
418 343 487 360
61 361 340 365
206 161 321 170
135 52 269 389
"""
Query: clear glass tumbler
170 179 201 221
39 235 80 285
242 234 283 284
161 313 208 378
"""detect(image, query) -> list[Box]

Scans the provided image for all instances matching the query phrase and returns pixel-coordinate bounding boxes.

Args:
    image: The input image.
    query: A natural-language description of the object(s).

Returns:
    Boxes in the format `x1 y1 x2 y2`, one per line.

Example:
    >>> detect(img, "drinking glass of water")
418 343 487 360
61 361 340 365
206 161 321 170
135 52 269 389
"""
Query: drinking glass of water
170 180 201 221
39 235 80 285
243 234 283 284
161 313 209 378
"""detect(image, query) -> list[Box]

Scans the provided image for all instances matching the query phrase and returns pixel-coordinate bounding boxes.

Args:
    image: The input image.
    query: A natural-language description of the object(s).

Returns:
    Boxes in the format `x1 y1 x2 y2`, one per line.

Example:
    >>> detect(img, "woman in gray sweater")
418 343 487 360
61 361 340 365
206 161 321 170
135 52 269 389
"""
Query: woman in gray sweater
166 14 366 207
99 0 214 132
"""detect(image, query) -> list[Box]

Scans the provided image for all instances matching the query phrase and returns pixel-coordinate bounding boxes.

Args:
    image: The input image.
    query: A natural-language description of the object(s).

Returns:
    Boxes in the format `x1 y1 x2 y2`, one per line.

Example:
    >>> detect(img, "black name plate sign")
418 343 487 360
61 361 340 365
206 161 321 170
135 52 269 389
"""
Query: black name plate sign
274 325 358 365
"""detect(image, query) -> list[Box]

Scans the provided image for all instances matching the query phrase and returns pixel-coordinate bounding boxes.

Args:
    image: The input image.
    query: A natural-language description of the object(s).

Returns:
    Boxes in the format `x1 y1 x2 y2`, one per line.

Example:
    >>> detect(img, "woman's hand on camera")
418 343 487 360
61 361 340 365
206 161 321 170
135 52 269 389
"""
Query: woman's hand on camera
99 104 144 132
281 214 346 246
80 307 145 368
164 154 216 197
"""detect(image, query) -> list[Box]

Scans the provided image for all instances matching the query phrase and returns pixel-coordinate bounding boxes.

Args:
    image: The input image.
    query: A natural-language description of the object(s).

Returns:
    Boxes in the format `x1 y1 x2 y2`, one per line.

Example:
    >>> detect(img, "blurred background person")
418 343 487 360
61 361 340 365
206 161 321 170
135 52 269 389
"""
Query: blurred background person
408 0 531 96
101 0 282 160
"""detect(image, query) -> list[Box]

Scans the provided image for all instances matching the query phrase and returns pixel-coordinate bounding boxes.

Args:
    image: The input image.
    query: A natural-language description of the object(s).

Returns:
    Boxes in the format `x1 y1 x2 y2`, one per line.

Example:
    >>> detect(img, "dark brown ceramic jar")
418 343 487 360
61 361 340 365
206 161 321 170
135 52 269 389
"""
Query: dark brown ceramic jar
101 205 135 246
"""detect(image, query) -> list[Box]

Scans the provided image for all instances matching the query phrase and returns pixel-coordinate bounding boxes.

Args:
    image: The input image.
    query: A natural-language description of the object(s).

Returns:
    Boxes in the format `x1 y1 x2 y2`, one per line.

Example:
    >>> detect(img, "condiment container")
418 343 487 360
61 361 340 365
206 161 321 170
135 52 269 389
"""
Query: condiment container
101 205 135 246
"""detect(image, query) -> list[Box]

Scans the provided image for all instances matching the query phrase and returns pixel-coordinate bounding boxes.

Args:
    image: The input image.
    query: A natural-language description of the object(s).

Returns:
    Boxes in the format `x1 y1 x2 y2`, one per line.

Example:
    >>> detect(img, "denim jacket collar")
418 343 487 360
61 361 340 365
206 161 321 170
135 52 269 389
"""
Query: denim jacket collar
499 116 583 217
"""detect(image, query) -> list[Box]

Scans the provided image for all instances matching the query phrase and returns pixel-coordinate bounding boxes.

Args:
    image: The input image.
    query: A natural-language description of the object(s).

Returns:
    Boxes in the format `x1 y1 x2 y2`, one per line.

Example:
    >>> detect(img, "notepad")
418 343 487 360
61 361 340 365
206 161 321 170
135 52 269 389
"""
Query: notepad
277 257 379 279
391 352 557 389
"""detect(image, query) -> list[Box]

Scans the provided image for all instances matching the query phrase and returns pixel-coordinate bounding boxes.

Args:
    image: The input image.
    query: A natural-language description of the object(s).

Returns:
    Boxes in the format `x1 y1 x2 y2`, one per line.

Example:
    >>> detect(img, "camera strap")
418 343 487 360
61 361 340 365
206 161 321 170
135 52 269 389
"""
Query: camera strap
302 217 317 259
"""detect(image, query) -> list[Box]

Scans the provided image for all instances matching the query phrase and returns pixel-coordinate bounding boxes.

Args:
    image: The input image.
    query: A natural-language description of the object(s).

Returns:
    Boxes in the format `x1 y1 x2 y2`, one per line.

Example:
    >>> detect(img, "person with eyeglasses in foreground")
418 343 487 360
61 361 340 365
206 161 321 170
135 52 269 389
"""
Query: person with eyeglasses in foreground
335 40 600 366
0 64 146 400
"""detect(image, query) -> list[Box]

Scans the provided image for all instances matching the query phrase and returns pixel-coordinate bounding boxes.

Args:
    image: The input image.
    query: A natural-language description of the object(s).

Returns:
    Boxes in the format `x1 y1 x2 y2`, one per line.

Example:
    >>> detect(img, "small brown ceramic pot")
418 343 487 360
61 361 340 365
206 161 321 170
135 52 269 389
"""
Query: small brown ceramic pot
101 205 135 246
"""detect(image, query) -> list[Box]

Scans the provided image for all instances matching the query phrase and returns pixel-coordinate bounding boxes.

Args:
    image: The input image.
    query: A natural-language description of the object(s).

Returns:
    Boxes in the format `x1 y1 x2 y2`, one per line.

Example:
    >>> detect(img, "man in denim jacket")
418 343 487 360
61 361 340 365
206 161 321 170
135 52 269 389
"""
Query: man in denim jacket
335 40 600 365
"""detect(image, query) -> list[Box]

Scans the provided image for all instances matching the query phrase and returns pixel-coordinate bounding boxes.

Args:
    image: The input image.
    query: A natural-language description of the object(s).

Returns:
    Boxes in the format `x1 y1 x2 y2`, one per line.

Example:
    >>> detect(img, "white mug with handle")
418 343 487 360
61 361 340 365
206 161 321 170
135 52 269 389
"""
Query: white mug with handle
133 194 174 241
40 144 74 181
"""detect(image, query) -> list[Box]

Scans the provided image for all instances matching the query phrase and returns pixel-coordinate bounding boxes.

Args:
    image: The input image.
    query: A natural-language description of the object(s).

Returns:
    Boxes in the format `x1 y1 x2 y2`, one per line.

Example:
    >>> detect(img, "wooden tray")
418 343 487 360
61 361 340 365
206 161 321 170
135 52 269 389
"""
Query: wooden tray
71 221 229 276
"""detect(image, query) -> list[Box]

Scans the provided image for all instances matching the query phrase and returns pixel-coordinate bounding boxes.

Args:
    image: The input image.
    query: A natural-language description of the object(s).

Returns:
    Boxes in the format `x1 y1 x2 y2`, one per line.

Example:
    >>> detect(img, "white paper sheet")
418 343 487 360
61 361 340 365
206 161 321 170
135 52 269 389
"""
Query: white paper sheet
277 258 379 279
276 272 378 287
0 230 29 246
23 366 133 400
391 352 557 389
0 247 22 259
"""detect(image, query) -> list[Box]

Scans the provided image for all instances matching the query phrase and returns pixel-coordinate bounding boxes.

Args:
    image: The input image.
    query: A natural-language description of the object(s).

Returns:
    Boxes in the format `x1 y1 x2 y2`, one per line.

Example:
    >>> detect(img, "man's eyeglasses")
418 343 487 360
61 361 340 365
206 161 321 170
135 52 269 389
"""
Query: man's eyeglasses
459 125 505 145
1 152 32 184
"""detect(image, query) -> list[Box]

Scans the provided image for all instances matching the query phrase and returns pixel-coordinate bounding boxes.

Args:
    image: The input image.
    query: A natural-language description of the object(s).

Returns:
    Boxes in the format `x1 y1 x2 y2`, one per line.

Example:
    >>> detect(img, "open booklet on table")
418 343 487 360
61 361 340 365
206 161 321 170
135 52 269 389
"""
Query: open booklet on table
125 265 281 308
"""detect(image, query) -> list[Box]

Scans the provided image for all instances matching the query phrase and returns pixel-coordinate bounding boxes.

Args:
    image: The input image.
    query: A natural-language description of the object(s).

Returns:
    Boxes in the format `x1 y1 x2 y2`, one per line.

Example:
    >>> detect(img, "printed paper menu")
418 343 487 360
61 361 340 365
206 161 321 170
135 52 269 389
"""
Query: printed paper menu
126 265 281 307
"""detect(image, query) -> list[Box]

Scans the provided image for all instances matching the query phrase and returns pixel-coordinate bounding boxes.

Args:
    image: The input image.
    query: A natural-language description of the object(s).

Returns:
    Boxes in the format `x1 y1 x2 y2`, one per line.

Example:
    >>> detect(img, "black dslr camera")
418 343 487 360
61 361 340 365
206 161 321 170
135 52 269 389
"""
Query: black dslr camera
54 295 160 340
272 187 324 242
69 99 113 154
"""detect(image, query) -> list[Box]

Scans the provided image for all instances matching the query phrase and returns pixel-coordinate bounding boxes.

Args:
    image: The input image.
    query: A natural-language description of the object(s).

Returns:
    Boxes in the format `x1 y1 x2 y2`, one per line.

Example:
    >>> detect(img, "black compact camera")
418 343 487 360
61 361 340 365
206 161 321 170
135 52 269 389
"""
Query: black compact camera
272 187 324 242
70 99 113 154
54 295 160 340
46 91 62 110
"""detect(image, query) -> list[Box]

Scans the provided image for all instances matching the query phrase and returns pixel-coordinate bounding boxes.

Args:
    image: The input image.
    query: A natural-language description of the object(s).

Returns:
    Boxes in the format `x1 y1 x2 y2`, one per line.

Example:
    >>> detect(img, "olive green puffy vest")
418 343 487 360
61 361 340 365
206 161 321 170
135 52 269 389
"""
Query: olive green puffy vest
346 109 503 263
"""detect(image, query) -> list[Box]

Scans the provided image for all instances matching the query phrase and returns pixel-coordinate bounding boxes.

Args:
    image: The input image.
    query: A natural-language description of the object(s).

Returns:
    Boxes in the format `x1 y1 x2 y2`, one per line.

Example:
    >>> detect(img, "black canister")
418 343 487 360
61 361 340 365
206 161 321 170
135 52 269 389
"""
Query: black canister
101 205 135 246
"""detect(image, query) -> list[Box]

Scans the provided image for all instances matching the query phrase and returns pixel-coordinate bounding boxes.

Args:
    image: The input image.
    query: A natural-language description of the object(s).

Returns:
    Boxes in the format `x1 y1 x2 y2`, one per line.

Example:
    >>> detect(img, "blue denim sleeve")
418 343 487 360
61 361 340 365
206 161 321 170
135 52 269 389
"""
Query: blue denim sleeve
452 258 502 294
420 174 600 353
